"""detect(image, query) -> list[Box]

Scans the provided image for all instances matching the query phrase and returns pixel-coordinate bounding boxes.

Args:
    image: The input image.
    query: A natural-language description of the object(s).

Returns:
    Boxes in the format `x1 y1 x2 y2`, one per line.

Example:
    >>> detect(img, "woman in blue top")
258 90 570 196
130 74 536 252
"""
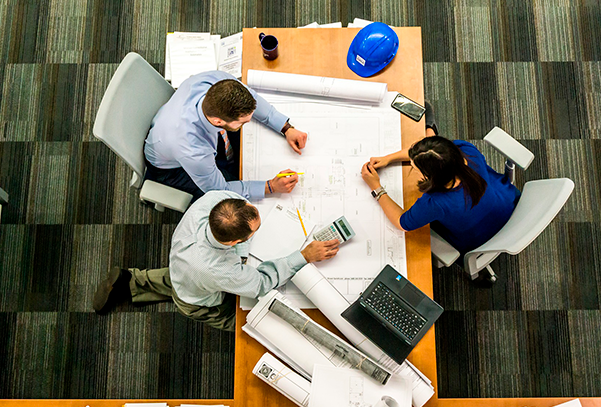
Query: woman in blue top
361 135 520 258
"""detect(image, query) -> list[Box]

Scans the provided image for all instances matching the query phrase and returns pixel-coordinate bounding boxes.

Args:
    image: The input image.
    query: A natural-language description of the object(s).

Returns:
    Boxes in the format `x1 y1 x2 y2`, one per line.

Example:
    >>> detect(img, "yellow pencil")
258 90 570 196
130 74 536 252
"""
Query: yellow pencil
296 208 307 237
276 172 305 177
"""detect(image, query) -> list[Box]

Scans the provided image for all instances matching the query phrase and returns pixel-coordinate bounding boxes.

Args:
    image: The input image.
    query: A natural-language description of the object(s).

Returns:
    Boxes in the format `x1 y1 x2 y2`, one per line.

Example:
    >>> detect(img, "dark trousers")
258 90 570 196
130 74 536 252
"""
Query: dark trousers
144 130 241 203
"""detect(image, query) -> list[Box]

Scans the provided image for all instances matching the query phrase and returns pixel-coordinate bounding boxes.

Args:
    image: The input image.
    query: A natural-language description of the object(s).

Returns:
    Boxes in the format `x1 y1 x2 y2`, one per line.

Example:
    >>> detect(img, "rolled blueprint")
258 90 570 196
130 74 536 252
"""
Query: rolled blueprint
269 298 392 385
247 70 388 104
253 352 311 407
291 264 435 407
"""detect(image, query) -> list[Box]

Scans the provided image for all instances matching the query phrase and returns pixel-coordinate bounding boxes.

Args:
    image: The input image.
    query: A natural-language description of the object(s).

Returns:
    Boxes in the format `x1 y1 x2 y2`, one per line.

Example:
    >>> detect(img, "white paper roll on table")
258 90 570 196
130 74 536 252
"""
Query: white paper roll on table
247 70 388 104
253 352 311 407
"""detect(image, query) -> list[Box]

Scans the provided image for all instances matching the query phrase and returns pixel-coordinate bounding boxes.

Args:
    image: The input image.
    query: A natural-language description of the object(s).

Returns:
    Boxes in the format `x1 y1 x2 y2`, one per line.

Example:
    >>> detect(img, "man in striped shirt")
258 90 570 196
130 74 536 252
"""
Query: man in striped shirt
93 190 339 331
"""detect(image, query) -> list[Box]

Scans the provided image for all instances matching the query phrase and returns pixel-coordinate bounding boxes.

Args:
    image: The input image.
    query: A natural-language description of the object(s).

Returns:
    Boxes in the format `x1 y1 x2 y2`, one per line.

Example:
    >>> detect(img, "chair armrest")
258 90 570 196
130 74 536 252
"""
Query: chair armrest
430 229 460 267
0 187 8 205
140 180 193 213
484 127 534 170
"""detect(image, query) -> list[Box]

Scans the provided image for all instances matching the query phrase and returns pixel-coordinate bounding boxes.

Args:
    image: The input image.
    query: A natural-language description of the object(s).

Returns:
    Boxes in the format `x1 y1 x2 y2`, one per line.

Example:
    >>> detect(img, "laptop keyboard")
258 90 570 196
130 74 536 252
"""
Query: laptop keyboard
363 282 427 342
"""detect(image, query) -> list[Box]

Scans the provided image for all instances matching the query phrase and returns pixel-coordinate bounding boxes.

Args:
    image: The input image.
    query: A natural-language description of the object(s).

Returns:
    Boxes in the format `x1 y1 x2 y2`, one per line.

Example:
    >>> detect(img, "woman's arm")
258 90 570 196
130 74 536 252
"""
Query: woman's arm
361 162 407 231
370 128 436 169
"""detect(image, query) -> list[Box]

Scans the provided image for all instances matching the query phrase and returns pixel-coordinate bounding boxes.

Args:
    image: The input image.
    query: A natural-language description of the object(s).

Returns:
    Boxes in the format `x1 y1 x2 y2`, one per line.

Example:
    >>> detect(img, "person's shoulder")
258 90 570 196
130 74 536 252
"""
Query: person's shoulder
204 190 246 203
454 139 485 160
453 139 477 150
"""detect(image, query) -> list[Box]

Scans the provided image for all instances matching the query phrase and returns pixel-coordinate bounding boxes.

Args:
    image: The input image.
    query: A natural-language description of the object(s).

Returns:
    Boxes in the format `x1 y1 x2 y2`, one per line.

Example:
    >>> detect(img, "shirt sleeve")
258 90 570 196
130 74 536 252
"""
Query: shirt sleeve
178 152 265 200
222 250 308 299
246 87 289 134
400 195 443 231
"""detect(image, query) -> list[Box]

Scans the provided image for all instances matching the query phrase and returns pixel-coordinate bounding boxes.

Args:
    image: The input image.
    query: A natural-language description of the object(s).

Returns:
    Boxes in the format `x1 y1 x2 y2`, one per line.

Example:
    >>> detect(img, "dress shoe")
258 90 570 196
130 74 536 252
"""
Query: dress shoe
93 267 132 314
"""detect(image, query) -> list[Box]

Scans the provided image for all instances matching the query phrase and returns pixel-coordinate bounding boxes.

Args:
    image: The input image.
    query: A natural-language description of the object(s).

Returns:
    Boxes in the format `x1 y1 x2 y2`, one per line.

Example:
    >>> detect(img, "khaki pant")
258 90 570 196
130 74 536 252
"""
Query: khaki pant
128 267 236 332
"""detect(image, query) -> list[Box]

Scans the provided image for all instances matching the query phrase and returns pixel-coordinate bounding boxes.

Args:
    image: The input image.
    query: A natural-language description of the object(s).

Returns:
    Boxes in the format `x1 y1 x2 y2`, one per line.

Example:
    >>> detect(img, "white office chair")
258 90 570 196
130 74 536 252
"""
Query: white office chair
431 127 574 281
93 52 193 213
0 187 8 222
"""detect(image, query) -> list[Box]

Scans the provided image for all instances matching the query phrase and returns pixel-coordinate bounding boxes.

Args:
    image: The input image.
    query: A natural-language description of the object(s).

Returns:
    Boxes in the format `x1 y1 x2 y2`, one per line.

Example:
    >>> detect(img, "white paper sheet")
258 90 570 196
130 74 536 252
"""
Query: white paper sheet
168 32 217 88
552 400 582 407
218 32 243 78
243 86 406 305
309 365 411 407
249 200 315 261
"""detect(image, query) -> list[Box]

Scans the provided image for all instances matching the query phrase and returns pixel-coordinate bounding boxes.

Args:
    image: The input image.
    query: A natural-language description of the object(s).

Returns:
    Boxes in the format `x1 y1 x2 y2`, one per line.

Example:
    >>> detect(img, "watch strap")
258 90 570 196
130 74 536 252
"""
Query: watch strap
281 121 294 135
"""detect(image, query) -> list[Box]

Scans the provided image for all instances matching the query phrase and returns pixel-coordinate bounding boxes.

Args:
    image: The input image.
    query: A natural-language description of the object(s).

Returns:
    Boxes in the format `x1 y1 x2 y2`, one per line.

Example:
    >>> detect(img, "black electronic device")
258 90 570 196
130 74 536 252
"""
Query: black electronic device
391 93 426 122
341 264 443 364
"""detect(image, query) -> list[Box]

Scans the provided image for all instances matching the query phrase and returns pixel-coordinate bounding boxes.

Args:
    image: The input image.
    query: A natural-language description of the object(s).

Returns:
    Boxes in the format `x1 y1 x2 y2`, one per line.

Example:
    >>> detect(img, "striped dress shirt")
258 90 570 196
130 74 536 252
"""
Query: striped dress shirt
170 190 307 307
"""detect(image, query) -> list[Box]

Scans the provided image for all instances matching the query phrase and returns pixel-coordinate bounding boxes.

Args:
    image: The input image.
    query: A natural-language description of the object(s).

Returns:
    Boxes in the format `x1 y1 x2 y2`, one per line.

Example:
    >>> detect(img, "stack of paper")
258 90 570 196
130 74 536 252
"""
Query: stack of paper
347 17 376 27
298 22 343 28
165 31 242 88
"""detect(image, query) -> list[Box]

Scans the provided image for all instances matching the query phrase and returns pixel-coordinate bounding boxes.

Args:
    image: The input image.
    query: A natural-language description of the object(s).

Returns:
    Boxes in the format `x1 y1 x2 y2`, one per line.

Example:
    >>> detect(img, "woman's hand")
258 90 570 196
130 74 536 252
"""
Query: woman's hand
369 155 391 169
361 162 381 190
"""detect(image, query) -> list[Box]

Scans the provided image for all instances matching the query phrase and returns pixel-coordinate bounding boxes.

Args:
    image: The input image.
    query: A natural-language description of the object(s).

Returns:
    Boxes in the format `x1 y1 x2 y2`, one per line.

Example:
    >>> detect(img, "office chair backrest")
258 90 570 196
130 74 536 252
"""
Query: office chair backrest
93 52 174 183
464 178 574 274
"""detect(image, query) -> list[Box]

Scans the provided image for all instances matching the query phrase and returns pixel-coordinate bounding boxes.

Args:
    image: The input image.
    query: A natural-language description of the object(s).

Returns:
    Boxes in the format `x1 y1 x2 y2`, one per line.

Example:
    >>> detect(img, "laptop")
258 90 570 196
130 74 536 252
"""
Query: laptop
341 264 443 364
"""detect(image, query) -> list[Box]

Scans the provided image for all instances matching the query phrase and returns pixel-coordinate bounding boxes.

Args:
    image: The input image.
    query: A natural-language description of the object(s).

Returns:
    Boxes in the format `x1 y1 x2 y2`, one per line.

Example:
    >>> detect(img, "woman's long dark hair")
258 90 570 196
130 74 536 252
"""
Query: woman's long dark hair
408 136 487 208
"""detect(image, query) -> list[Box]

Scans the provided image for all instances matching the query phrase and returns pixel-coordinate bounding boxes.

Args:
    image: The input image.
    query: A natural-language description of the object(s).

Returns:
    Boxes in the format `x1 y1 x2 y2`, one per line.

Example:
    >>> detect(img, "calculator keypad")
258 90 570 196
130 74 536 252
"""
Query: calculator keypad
313 225 343 242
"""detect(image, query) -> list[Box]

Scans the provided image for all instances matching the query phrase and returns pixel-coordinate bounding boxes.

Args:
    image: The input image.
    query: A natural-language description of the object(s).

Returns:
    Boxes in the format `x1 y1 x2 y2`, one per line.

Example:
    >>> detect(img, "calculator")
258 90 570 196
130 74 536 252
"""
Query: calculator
313 216 355 244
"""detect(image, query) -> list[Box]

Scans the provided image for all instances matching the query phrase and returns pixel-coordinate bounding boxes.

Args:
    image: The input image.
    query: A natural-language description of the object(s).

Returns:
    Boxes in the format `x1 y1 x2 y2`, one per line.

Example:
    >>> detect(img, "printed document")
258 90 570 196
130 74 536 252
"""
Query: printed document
243 72 406 305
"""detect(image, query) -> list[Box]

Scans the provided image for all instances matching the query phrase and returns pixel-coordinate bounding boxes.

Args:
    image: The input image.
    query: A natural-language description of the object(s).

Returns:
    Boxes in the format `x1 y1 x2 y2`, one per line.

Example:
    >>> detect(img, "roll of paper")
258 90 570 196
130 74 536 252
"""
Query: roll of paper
247 70 388 104
253 352 311 407
268 298 391 385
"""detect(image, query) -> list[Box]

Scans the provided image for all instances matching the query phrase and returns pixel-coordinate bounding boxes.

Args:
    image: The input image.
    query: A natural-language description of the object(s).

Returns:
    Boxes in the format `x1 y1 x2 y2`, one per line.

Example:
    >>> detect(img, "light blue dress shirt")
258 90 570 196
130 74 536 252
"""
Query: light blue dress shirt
169 190 308 307
145 71 289 200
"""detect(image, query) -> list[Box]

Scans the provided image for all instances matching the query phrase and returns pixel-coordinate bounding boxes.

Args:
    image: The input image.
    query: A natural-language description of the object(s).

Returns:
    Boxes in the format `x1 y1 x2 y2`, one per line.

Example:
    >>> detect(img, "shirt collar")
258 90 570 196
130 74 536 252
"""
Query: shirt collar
205 224 231 250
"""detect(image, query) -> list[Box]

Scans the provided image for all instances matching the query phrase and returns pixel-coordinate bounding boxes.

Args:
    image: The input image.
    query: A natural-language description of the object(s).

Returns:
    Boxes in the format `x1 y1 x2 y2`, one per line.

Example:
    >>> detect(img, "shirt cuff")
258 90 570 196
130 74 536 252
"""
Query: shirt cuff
270 112 289 136
287 250 308 272
248 180 266 199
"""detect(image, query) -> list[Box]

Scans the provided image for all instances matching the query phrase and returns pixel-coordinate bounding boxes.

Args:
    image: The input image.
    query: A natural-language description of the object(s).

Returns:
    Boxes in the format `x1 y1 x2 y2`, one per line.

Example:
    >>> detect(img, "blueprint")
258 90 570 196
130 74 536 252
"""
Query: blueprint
242 81 407 305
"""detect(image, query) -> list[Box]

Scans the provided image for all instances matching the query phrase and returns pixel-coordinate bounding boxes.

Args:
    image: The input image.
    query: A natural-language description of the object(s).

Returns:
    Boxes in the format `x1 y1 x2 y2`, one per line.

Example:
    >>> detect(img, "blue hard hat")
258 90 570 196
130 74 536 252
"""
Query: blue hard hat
347 22 399 78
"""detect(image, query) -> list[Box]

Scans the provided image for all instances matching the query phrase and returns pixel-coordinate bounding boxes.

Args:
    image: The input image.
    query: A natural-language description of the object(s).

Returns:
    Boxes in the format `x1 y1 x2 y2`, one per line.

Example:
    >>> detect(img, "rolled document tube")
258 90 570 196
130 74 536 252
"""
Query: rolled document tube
247 70 388 104
253 352 311 407
268 298 392 385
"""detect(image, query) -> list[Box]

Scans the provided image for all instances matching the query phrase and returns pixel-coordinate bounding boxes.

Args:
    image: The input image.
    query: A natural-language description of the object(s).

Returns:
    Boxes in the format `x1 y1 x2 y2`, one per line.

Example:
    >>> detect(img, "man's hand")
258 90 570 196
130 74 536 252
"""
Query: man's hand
301 240 340 263
361 162 381 190
285 128 308 155
369 155 391 169
267 169 299 194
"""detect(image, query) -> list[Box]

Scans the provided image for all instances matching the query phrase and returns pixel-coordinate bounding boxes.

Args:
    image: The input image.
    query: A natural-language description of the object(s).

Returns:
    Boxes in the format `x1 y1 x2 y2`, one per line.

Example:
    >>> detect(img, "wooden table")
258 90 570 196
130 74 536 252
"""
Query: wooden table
233 27 601 407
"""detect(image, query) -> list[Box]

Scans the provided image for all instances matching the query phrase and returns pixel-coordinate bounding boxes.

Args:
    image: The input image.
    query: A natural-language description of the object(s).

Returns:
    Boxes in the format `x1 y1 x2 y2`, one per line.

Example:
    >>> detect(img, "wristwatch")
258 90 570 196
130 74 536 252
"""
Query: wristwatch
281 121 294 135
371 186 387 201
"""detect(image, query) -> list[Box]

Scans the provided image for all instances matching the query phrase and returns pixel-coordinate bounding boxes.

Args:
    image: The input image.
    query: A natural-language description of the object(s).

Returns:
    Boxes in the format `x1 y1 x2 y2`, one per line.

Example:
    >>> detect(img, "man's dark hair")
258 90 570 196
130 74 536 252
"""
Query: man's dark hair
209 198 260 242
202 79 257 122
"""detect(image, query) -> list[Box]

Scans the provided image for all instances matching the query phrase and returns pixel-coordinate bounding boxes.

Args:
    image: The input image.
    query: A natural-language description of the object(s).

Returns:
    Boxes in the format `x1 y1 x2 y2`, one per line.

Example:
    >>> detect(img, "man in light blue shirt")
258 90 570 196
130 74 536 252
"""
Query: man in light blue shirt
144 71 308 201
93 190 340 331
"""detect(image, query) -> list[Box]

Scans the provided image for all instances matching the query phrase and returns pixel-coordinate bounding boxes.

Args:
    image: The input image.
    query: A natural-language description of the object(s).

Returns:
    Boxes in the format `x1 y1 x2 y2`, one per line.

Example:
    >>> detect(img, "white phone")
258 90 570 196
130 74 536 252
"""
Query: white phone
391 93 426 122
